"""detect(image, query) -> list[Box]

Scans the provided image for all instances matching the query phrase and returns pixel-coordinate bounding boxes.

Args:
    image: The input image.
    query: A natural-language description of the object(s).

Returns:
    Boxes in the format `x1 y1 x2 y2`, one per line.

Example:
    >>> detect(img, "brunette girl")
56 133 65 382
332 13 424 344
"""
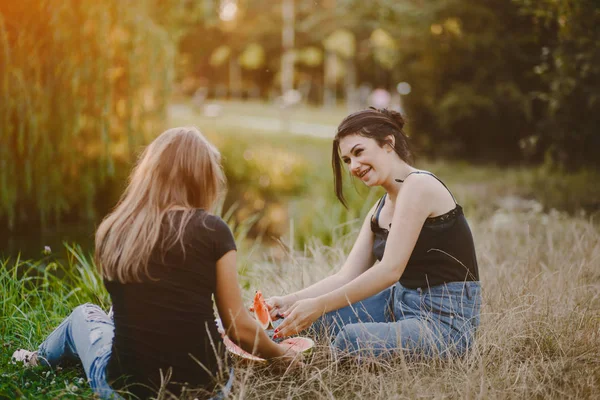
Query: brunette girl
269 109 481 359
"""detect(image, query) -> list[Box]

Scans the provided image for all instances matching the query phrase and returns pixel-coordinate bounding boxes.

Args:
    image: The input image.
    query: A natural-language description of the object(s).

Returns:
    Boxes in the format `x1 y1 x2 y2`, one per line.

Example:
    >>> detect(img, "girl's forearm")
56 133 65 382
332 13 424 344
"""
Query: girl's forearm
317 263 400 315
287 271 353 302
228 317 285 359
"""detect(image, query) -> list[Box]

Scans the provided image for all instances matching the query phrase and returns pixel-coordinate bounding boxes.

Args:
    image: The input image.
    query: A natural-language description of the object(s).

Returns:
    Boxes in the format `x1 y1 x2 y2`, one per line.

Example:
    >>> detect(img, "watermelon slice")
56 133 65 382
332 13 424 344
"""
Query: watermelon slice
222 335 315 362
279 337 315 355
253 290 272 329
222 335 266 362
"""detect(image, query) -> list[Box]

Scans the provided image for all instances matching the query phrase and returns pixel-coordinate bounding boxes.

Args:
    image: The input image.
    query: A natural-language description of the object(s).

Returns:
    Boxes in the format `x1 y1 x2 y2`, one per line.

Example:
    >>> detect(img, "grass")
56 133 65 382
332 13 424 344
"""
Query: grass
240 207 600 399
171 99 349 129
2 195 600 399
1 246 109 399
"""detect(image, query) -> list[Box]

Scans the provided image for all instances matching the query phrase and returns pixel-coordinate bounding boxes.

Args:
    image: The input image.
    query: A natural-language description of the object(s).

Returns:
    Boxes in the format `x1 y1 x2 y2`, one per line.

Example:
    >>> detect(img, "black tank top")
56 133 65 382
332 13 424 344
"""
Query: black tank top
371 171 479 289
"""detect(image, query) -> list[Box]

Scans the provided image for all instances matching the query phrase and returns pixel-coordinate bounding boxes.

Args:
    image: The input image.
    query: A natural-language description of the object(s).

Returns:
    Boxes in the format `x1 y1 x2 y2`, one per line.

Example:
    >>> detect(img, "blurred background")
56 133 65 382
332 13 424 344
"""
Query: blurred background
1 0 599 260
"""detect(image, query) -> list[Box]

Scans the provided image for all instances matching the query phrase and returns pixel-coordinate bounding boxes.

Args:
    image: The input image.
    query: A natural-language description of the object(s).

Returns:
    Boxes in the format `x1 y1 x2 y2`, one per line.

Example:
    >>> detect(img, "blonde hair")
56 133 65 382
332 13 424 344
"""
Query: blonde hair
95 127 225 283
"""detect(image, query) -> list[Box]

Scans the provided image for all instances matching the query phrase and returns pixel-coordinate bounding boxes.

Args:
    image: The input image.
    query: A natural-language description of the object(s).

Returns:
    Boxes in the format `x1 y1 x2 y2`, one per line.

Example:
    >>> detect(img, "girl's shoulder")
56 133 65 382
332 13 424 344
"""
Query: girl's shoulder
403 171 458 216
191 209 225 227
399 171 442 197
402 170 438 184
404 171 455 196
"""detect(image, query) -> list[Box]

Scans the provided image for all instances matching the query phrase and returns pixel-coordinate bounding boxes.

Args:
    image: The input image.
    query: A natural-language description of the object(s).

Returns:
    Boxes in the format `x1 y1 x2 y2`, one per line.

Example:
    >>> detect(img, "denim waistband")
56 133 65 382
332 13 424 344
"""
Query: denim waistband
399 281 481 300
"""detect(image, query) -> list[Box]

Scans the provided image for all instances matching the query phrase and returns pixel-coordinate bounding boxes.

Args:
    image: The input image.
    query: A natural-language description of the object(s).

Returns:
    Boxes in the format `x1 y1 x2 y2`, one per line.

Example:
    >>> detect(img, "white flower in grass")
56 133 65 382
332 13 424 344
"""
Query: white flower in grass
43 246 52 255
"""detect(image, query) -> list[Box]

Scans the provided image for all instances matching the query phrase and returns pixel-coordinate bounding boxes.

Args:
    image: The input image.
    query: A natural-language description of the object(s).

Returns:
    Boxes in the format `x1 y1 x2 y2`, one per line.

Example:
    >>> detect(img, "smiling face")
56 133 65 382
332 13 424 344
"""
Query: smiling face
339 134 394 187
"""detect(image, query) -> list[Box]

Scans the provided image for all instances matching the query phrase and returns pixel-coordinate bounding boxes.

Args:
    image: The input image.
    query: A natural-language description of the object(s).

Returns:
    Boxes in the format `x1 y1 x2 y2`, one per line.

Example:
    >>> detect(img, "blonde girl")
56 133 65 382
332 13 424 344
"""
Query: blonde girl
13 127 296 399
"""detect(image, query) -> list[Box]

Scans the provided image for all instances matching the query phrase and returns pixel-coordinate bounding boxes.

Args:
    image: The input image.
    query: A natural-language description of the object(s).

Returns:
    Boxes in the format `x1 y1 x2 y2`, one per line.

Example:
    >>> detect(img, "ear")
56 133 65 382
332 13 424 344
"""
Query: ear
386 134 395 150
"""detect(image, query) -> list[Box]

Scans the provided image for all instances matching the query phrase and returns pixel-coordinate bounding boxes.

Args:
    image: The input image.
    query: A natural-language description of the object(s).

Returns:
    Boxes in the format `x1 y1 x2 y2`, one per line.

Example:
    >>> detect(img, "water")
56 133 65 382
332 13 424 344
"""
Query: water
0 222 97 262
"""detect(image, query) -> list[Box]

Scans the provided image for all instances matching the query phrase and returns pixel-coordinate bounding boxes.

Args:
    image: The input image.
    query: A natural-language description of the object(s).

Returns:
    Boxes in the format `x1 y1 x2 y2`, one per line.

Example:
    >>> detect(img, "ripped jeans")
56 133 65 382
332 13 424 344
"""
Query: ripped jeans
37 304 234 400
37 304 121 399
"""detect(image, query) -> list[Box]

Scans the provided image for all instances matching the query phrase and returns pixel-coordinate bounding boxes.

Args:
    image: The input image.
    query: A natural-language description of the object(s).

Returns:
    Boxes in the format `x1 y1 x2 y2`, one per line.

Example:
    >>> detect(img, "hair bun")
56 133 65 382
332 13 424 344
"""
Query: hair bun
379 108 405 130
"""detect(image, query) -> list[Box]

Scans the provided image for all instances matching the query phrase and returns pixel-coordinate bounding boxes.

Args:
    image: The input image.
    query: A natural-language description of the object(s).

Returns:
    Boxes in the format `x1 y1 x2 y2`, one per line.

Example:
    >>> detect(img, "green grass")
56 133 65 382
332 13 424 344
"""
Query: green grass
1 247 108 399
171 99 349 128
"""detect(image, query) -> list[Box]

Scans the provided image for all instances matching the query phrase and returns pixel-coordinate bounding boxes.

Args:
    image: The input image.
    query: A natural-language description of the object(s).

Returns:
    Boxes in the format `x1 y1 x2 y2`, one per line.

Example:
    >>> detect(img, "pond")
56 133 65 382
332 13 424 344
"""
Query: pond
0 222 97 262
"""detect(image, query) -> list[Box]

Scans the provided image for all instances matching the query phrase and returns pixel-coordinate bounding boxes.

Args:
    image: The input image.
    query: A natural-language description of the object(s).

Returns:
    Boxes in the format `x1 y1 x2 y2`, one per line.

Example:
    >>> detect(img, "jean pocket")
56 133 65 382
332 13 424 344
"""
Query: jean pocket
421 290 455 312
422 293 479 325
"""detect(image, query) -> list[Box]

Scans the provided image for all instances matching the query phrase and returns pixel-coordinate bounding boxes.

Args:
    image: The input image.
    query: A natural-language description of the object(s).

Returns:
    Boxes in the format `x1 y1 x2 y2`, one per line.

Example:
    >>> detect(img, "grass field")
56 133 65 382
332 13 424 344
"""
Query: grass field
2 181 599 399
2 101 599 399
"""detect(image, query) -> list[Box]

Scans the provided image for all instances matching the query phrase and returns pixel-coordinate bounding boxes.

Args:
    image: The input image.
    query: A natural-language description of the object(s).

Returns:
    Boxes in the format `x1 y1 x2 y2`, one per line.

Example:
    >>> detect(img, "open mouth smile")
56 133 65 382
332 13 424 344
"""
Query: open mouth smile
358 167 371 178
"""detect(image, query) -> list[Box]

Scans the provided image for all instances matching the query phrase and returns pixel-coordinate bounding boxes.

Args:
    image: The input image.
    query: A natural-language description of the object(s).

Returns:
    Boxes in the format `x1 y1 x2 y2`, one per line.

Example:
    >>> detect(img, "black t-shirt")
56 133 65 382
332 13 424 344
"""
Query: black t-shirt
104 210 236 398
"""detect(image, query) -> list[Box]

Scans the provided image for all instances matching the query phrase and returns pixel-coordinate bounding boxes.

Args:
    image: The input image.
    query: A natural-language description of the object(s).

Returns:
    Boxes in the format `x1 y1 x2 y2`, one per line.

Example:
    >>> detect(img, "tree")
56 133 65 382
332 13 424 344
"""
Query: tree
0 0 180 228
515 0 600 169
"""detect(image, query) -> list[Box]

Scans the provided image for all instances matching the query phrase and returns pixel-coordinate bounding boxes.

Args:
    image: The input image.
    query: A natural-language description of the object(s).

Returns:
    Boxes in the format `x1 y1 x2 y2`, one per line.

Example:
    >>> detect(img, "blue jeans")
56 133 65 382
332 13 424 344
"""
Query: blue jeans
37 303 234 399
311 281 481 359
37 304 121 399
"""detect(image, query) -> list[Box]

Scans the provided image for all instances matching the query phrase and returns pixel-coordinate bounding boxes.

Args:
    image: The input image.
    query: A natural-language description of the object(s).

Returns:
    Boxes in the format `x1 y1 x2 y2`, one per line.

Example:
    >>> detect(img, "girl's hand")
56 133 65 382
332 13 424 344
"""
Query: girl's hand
265 295 297 320
273 298 323 338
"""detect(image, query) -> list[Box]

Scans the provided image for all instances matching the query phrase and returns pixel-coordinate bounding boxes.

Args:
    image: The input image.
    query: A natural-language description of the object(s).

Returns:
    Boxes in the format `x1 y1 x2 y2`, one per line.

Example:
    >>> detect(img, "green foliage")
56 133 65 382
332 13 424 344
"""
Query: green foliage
209 132 317 238
2 0 599 237
375 0 539 163
339 0 600 169
178 0 599 170
516 166 600 215
203 127 384 247
514 0 600 169
0 0 176 229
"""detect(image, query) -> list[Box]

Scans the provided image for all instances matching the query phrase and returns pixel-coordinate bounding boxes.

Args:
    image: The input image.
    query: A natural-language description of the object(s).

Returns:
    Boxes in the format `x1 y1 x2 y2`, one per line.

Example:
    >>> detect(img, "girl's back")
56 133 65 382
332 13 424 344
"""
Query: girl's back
105 209 236 397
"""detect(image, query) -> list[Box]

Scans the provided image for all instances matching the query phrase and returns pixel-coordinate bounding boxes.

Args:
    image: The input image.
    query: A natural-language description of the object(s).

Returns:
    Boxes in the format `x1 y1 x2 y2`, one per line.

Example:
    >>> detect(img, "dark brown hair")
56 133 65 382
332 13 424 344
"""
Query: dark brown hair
332 107 413 207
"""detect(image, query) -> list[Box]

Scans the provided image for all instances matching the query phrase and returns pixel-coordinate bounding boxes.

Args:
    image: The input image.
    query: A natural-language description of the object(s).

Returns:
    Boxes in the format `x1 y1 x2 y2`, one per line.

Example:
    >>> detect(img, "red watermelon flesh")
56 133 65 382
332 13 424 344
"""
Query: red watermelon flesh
253 290 272 329
280 337 315 354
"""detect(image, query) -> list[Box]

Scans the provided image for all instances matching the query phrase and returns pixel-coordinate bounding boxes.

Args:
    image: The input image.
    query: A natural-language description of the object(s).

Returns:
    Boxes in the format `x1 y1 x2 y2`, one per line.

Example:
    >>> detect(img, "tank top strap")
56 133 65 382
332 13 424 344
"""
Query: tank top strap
395 171 457 204
371 193 387 226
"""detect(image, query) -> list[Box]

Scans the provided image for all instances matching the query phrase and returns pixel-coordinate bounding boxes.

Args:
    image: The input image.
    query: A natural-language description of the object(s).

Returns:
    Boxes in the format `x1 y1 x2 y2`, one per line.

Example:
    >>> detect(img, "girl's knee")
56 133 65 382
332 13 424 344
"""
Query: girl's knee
74 303 99 312
333 325 361 353
333 324 398 359
72 304 108 323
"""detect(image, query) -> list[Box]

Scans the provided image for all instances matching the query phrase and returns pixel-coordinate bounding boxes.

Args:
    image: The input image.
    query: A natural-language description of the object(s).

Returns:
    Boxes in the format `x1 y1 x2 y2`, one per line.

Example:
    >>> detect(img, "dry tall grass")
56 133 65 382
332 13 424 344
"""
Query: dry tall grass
221 209 600 399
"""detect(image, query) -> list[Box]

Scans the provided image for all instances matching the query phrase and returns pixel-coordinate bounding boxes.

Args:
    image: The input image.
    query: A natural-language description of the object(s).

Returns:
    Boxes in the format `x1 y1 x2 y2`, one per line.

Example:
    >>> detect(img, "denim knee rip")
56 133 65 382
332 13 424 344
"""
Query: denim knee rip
81 304 111 323
80 304 113 347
